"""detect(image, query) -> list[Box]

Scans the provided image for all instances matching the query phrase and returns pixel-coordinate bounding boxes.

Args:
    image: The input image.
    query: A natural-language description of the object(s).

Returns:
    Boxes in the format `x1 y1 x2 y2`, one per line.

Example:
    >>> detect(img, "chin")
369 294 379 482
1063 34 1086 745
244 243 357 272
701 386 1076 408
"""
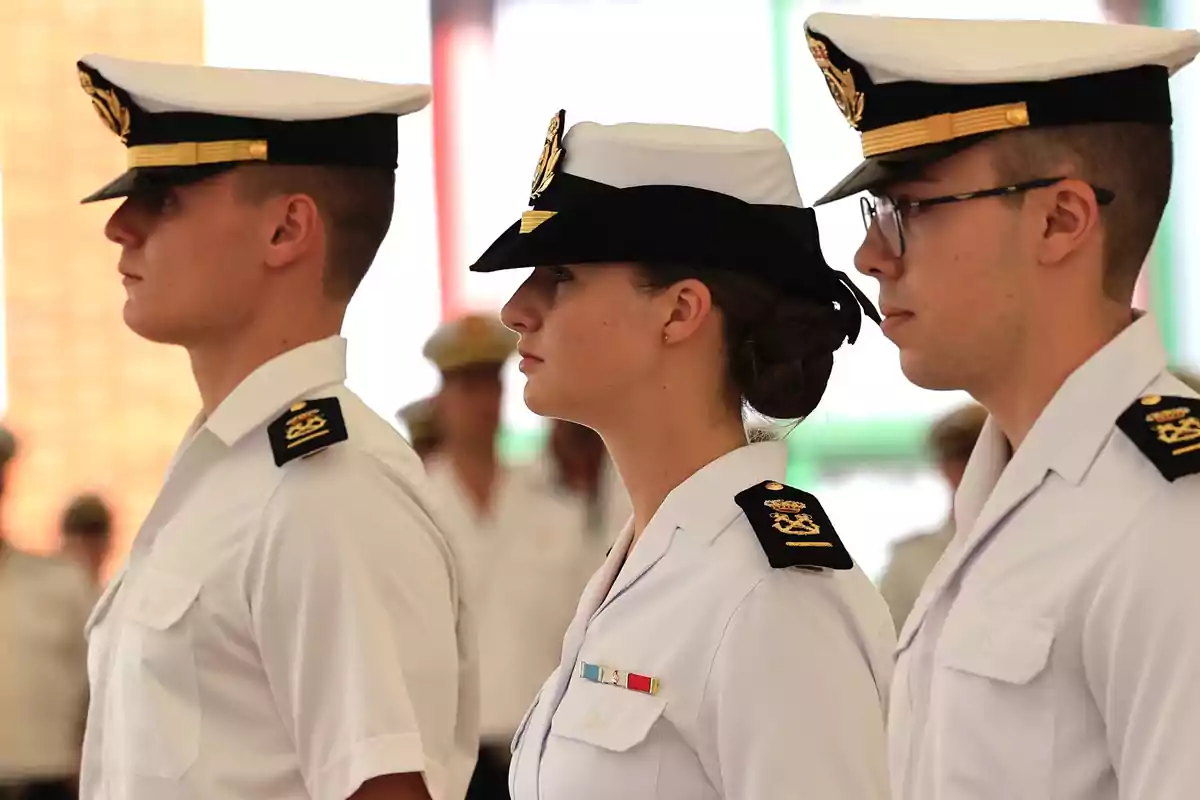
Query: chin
123 304 188 345
522 378 587 422
898 349 965 392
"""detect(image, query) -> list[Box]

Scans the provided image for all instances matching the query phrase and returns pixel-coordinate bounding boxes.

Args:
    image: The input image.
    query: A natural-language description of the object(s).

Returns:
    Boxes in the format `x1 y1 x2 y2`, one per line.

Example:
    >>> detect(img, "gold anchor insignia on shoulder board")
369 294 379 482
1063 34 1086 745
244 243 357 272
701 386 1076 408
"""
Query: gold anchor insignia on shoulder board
530 110 565 202
1145 405 1200 452
285 404 330 449
1117 394 1200 481
763 498 829 546
79 68 132 143
807 34 864 129
268 397 348 467
734 480 853 570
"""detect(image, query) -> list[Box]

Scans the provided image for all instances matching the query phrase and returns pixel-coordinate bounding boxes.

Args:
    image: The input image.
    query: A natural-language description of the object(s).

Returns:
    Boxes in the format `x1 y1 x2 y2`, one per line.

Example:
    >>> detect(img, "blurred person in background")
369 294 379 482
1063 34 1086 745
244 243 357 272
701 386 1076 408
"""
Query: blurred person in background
808 13 1200 800
423 315 608 800
470 112 894 800
76 57 476 800
540 420 630 551
0 427 95 800
58 493 113 587
397 397 442 464
878 403 987 632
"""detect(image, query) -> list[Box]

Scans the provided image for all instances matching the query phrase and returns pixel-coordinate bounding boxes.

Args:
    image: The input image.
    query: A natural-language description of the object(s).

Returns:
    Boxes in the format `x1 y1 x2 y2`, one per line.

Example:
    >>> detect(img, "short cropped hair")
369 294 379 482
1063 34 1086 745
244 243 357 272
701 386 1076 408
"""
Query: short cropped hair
989 122 1172 300
236 164 395 299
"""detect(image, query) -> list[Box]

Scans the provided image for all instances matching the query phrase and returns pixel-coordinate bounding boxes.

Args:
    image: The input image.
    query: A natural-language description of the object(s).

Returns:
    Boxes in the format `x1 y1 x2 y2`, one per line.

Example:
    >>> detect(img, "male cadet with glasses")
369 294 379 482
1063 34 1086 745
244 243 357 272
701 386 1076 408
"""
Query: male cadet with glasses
805 14 1200 800
74 57 477 800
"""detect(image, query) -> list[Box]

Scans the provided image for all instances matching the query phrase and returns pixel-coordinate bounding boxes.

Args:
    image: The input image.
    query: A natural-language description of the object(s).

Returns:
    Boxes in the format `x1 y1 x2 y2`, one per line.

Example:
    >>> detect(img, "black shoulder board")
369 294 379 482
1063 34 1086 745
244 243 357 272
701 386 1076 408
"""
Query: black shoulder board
734 480 853 570
267 397 348 467
1117 394 1200 482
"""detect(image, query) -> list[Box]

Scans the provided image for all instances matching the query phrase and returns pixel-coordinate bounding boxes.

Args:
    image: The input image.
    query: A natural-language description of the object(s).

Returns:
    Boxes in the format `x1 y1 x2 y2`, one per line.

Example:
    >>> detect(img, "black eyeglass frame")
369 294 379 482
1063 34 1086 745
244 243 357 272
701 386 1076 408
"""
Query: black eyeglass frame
860 177 1116 258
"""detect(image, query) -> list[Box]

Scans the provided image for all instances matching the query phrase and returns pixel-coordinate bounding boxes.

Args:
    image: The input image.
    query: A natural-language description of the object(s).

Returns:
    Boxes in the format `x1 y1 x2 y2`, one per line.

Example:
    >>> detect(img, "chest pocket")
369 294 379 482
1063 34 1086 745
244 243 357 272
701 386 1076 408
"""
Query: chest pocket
547 676 666 789
934 611 1055 799
116 565 204 780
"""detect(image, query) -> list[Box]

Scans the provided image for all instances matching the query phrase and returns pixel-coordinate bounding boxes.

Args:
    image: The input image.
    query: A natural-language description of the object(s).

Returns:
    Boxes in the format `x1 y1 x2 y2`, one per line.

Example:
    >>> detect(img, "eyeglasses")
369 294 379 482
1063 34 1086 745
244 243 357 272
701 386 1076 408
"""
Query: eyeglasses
860 177 1116 258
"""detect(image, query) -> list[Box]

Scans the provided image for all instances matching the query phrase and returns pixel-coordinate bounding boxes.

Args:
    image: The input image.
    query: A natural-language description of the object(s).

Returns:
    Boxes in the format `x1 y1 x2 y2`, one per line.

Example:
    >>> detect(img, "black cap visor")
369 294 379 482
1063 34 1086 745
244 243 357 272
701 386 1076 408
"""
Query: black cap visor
81 164 238 204
814 134 995 205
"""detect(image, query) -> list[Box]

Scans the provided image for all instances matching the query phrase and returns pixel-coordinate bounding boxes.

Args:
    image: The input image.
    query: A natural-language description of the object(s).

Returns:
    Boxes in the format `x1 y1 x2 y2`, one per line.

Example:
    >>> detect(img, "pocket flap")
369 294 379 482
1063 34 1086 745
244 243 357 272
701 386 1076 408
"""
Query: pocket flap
940 614 1054 685
550 676 666 753
126 566 202 631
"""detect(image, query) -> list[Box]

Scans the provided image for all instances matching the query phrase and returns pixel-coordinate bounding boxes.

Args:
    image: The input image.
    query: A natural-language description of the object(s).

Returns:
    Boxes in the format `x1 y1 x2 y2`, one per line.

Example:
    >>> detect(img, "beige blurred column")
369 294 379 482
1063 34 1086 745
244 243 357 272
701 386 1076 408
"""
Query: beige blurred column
0 0 202 561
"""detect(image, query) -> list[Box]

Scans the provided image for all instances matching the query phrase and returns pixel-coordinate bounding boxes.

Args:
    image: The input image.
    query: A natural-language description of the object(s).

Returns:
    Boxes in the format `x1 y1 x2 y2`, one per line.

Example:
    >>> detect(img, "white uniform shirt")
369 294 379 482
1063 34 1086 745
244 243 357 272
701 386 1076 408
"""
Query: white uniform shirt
891 313 1200 800
425 458 606 743
509 441 895 800
80 337 479 800
0 550 94 781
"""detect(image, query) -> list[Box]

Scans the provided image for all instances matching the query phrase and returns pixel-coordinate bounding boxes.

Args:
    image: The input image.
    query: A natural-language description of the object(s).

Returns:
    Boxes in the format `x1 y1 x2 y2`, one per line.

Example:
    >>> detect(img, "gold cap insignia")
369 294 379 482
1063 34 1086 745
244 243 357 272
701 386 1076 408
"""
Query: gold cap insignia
1117 394 1200 482
530 109 565 203
807 34 864 130
79 68 131 143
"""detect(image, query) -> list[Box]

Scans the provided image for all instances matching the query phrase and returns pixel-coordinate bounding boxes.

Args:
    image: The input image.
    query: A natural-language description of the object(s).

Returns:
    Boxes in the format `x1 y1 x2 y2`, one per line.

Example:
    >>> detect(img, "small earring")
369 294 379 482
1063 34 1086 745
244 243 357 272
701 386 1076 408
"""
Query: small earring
662 331 670 345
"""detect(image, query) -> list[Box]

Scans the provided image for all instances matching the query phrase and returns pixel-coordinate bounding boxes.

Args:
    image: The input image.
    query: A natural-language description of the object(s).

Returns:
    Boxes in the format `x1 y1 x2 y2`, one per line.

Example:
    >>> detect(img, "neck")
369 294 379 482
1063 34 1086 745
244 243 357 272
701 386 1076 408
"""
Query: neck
188 313 343 415
600 402 747 547
975 303 1133 450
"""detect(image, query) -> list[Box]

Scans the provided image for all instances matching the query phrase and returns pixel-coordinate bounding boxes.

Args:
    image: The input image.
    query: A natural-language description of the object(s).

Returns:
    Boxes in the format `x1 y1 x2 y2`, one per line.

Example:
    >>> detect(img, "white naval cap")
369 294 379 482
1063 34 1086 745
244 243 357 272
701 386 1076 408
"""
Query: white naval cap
422 314 518 374
558 120 804 208
77 55 431 203
468 110 880 343
803 13 1200 203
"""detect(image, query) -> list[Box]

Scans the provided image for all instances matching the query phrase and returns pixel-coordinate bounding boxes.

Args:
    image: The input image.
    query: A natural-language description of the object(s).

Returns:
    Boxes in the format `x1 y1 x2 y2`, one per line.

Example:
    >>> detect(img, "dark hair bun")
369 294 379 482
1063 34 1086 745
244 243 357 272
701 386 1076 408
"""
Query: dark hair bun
729 300 846 420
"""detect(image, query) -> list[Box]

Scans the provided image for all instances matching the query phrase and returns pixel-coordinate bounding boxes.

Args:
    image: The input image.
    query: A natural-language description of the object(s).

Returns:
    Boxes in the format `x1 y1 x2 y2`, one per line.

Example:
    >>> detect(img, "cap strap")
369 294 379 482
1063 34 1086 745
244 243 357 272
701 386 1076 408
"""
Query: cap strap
127 139 269 169
861 102 1029 158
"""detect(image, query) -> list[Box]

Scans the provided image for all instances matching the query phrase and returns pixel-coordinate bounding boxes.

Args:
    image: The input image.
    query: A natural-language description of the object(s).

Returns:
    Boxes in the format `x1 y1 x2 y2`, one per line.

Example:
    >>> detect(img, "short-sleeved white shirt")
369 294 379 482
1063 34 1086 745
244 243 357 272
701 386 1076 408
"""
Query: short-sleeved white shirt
891 313 1200 800
80 336 479 800
509 441 895 800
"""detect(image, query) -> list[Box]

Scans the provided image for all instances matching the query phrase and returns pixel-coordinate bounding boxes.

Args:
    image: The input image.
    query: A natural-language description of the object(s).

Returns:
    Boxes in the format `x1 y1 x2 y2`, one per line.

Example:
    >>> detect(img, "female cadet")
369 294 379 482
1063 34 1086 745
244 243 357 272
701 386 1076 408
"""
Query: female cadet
468 113 896 800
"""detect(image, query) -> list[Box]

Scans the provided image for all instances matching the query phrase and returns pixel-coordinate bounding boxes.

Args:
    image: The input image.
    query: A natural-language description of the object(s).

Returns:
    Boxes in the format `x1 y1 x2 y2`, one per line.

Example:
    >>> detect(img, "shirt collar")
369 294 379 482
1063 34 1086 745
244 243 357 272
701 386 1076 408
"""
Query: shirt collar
645 440 790 547
1024 312 1166 485
205 336 348 446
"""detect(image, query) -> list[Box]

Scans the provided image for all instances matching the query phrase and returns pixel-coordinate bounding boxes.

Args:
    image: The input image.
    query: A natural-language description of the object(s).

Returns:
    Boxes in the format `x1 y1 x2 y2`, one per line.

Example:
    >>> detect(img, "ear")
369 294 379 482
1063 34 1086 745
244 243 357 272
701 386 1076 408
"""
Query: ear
1037 178 1103 267
660 278 715 345
263 193 325 270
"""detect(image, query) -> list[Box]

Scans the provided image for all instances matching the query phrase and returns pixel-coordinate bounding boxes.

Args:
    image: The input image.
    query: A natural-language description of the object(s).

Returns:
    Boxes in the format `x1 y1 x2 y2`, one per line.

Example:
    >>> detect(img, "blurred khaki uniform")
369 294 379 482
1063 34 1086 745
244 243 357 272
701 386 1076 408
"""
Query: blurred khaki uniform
0 549 95 789
397 397 441 464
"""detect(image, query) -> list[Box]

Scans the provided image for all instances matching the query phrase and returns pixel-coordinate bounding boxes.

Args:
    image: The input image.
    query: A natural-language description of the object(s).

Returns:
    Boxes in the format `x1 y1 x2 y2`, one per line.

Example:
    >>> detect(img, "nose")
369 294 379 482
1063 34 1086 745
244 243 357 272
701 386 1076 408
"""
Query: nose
104 199 148 249
853 223 903 282
500 273 544 335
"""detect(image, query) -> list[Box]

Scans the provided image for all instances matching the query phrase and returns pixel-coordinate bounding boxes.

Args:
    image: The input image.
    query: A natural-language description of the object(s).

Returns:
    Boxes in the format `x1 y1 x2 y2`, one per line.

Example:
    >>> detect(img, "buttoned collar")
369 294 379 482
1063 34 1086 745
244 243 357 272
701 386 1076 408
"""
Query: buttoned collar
204 336 348 447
